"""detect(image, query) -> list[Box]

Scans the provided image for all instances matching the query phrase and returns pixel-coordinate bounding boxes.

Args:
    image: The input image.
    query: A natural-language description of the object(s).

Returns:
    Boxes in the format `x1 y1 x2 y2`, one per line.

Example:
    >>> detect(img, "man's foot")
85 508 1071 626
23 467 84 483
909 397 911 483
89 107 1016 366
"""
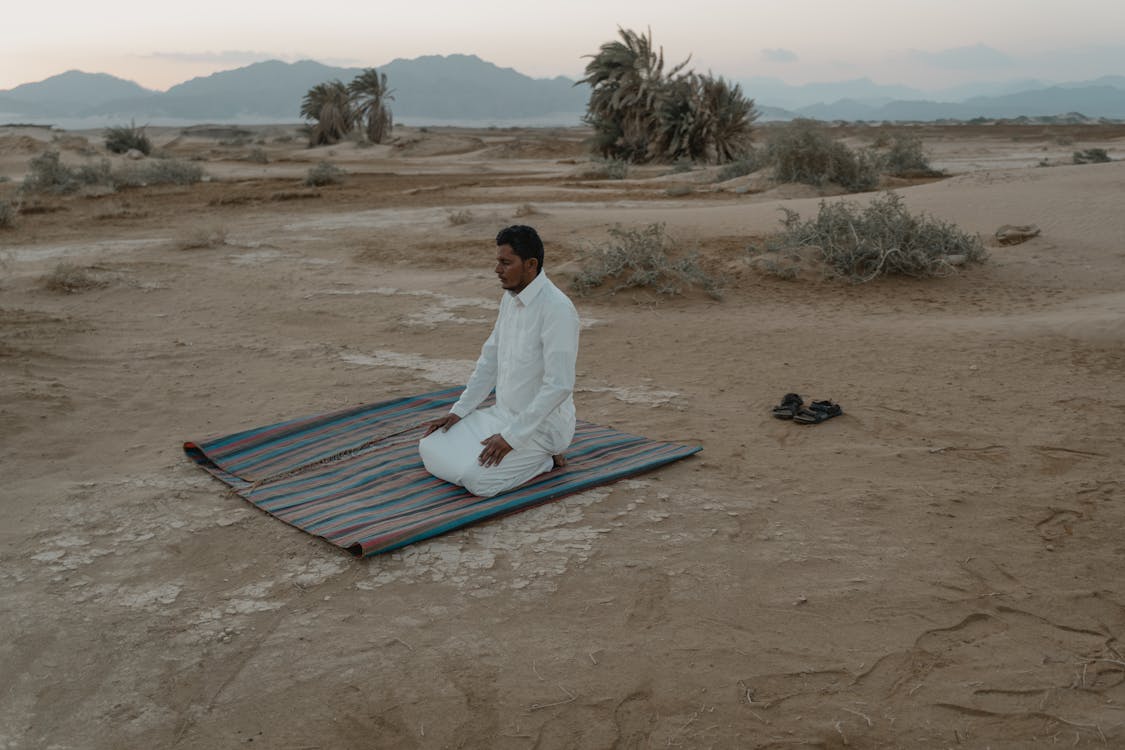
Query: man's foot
552 453 567 469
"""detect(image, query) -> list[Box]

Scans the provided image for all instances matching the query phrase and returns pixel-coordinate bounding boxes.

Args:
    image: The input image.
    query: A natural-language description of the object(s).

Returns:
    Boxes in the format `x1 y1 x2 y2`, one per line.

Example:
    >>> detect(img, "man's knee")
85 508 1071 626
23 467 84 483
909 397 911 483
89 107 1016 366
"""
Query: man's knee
419 431 466 485
459 466 503 498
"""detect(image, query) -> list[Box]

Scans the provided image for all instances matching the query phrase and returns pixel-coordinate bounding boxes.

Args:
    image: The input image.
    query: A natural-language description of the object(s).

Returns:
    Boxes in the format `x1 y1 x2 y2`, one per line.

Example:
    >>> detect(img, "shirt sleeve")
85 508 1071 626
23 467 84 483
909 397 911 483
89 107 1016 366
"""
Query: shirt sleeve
450 306 500 418
500 297 579 450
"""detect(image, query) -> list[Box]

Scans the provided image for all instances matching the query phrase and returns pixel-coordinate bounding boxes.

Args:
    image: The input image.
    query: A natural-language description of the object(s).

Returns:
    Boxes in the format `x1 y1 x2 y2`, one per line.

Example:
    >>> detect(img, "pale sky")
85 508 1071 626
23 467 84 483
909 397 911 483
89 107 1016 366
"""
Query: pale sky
3 0 1124 92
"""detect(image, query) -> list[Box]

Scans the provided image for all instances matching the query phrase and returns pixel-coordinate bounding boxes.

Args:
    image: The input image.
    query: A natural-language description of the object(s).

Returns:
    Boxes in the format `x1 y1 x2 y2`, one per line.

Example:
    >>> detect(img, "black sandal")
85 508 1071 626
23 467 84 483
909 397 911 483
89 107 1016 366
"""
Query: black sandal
793 400 843 424
771 393 804 419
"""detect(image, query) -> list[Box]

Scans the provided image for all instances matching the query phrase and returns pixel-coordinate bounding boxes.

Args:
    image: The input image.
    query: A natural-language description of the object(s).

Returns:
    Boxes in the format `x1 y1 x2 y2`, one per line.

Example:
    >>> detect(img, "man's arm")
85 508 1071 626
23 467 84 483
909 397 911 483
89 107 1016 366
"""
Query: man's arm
499 299 579 451
449 312 500 419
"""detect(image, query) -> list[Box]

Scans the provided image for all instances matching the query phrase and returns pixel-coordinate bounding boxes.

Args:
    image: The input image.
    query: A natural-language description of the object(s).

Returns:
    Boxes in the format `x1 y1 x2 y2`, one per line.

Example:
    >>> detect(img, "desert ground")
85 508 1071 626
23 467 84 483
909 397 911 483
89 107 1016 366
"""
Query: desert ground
1 120 1124 749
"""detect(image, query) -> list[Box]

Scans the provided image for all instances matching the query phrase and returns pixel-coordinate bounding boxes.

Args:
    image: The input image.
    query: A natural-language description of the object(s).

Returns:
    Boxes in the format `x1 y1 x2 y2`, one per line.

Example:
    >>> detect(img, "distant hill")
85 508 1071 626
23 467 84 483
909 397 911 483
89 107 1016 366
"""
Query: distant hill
3 59 1125 126
382 54 587 119
796 84 1125 122
3 70 153 106
0 57 590 125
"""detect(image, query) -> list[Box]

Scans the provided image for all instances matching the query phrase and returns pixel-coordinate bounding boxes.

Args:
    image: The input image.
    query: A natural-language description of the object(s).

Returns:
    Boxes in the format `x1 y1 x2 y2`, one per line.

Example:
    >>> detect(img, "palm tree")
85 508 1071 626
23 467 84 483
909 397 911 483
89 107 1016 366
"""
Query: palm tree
579 27 690 162
656 74 757 164
580 28 755 164
300 80 354 146
697 75 757 163
348 68 394 144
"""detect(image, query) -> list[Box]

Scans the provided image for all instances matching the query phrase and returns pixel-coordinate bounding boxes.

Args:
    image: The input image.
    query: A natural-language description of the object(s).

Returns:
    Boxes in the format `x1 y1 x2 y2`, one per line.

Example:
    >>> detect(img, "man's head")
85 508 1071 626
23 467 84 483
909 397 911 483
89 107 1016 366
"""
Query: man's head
495 225 544 294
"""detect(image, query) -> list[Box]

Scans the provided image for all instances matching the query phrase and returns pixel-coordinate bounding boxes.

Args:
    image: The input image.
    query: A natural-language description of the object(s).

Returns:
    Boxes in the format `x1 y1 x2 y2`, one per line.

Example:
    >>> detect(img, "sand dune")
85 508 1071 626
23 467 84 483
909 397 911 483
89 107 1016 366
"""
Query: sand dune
1 123 1123 748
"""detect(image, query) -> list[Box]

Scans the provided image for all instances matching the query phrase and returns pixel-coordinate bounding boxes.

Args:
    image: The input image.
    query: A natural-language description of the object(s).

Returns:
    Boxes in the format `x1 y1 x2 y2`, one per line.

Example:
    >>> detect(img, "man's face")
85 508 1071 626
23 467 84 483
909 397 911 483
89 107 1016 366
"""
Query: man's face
495 243 537 293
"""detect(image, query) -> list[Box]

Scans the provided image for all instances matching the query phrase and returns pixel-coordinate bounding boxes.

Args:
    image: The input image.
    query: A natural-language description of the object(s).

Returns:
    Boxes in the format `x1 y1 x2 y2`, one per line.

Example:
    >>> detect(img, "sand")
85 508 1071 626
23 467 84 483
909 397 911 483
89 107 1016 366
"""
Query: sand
1 122 1124 748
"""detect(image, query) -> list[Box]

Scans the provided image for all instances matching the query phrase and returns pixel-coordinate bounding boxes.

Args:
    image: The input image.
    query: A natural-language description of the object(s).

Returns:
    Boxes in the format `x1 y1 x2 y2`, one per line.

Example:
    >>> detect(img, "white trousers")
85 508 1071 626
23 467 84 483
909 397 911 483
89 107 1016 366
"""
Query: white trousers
418 407 554 498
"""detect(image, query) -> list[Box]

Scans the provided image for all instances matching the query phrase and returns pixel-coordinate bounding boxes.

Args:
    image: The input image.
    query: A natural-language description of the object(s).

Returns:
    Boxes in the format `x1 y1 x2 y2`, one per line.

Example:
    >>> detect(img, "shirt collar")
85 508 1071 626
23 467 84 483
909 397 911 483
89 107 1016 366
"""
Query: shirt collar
511 271 549 306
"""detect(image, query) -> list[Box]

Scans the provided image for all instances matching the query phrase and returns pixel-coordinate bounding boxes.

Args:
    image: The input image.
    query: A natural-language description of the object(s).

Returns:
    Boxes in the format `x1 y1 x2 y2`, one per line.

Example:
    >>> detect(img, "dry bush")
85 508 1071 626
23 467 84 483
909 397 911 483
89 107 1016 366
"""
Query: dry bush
1073 148 1110 164
665 184 693 197
176 226 228 250
714 149 765 181
115 159 203 187
573 223 721 299
767 120 879 191
104 122 152 155
514 203 539 217
0 200 15 229
20 152 113 194
22 152 205 194
579 158 629 180
763 192 986 282
304 162 344 186
447 209 474 226
879 134 940 176
244 147 269 164
41 263 108 293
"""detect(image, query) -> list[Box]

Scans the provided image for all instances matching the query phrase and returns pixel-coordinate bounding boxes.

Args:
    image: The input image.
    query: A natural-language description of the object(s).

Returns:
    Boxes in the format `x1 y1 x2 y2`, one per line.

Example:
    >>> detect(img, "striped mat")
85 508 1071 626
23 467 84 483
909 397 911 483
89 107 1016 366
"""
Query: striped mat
184 387 701 556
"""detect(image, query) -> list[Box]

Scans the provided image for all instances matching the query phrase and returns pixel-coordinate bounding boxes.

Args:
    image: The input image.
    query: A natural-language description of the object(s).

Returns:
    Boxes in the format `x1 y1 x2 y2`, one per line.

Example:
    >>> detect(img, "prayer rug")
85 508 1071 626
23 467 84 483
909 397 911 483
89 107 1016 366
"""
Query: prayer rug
184 387 701 556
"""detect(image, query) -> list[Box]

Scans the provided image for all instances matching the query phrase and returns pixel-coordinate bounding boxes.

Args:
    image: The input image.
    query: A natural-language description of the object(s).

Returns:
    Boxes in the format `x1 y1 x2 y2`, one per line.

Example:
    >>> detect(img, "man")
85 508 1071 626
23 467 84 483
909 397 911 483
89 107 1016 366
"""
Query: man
419 225 579 498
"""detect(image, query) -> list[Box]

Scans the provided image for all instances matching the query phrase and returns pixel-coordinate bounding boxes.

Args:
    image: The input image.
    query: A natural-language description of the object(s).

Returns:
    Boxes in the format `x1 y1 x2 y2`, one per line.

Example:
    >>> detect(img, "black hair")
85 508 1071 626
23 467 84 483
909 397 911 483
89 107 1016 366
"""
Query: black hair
496 225 544 273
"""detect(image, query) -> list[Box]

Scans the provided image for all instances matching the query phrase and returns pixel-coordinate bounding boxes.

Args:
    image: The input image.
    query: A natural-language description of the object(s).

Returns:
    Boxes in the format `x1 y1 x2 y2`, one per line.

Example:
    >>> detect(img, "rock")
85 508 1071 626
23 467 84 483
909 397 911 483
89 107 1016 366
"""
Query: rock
124 148 145 160
995 224 1040 245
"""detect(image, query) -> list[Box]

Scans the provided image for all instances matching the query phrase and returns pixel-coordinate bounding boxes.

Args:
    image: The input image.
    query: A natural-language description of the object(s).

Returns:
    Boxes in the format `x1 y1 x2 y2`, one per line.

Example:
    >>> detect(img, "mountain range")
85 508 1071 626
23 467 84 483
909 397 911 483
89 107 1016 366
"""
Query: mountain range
2 56 1125 127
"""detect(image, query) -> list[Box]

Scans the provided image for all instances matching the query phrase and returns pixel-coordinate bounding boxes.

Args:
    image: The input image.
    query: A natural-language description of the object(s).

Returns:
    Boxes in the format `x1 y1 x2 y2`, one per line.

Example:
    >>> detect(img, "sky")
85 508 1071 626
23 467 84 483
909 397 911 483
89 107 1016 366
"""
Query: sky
3 0 1124 92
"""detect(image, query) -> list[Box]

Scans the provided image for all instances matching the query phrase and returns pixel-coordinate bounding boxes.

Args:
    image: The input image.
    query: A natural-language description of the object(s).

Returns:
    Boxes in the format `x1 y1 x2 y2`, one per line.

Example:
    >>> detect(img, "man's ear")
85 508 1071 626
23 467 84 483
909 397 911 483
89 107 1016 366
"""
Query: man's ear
528 257 540 273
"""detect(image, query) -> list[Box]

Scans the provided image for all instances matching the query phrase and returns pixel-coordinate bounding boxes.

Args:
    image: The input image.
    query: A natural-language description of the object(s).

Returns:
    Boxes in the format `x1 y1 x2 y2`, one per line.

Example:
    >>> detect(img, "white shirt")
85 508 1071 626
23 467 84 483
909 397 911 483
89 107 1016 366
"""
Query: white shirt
450 271 579 452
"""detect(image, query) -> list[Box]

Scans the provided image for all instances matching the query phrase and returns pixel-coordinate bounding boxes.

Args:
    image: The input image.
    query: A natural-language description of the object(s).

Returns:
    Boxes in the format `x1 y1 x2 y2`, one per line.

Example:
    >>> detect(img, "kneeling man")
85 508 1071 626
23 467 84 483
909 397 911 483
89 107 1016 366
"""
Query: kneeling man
419 225 579 497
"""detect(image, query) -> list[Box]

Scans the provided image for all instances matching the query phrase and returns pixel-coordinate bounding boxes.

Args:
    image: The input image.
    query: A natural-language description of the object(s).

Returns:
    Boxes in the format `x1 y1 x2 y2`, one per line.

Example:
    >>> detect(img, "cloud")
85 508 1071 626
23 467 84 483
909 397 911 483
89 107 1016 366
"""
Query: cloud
141 50 363 66
143 50 285 64
761 48 799 63
907 43 1013 70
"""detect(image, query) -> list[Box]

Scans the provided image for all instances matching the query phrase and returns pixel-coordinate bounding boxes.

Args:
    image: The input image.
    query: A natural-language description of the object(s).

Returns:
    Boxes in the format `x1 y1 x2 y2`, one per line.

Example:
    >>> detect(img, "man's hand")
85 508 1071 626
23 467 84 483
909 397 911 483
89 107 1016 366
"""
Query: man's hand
422 413 461 437
478 434 513 467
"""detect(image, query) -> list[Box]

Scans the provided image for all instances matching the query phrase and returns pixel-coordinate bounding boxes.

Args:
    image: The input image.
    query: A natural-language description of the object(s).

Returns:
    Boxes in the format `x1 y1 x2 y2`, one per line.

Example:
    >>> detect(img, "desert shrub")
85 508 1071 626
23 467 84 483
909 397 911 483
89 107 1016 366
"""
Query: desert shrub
21 152 113 194
668 159 694 174
768 192 986 282
115 159 203 187
304 161 344 186
767 120 879 191
879 134 938 176
665 184 693 197
447 209 474 226
74 160 115 186
245 147 269 163
514 203 539 217
714 149 764 181
573 223 721 299
22 151 77 193
176 226 227 249
0 200 16 228
104 122 152 155
41 262 108 293
272 134 295 144
1073 148 1110 164
581 157 629 180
